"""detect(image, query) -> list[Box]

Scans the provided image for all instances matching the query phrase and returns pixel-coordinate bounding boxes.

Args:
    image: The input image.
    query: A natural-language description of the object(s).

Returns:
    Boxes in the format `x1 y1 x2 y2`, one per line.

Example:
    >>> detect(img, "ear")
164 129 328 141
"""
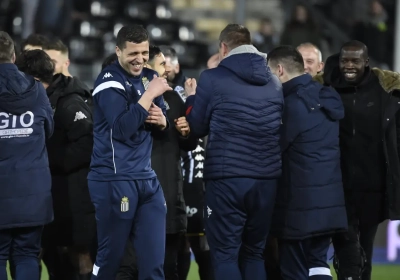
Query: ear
220 42 230 58
318 61 325 72
175 63 180 73
365 58 370 68
11 52 16 63
277 64 284 77
65 59 70 68
116 46 122 58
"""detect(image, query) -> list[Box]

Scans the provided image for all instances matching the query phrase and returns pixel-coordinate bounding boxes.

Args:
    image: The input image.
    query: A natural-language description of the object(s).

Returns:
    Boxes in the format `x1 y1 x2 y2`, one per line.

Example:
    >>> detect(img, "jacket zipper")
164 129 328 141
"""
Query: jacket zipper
352 87 357 179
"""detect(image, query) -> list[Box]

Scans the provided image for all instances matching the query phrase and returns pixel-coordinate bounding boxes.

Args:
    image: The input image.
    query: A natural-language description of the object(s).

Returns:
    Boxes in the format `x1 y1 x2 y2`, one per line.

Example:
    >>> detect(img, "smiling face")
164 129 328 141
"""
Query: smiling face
152 53 169 79
297 46 323 77
116 41 149 76
339 47 369 84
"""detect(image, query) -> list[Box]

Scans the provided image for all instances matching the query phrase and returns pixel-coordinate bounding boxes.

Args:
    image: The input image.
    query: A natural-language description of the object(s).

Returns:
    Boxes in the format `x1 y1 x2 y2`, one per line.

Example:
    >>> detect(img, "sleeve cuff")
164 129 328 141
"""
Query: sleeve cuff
134 102 150 118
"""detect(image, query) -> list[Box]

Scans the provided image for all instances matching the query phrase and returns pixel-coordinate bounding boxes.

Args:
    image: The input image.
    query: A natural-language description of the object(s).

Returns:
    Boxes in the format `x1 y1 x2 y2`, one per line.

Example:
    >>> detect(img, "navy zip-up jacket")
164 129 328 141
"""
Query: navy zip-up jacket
271 74 348 239
185 45 283 180
88 62 168 181
0 63 54 230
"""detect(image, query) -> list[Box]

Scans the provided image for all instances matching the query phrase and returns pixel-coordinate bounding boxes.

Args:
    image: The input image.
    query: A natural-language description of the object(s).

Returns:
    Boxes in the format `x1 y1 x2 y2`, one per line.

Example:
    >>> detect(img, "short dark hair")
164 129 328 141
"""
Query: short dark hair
267 45 304 74
43 38 69 56
101 53 118 70
340 40 369 58
116 25 149 50
160 46 178 63
149 45 162 62
15 50 55 85
20 34 49 52
0 31 15 63
219 24 251 50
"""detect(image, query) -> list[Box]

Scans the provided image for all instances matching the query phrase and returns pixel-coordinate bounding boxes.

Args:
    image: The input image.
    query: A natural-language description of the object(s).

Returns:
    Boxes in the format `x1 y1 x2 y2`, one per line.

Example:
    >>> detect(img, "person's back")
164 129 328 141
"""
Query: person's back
267 45 347 280
184 24 283 280
0 31 54 280
186 40 283 181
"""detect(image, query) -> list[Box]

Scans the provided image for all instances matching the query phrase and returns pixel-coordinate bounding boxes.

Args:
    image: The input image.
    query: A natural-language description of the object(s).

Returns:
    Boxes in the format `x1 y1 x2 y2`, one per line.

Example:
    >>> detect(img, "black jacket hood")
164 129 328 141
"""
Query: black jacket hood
0 63 40 115
46 74 91 108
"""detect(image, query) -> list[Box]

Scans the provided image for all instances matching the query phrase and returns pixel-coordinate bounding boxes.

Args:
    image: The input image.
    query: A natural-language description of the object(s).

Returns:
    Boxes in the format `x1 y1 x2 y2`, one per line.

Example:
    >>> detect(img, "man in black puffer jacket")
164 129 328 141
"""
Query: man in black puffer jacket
16 49 95 280
314 40 400 280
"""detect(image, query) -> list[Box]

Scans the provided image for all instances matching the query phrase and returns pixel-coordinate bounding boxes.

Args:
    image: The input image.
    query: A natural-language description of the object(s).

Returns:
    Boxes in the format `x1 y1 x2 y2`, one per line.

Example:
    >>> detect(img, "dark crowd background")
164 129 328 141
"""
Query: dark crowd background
0 0 396 87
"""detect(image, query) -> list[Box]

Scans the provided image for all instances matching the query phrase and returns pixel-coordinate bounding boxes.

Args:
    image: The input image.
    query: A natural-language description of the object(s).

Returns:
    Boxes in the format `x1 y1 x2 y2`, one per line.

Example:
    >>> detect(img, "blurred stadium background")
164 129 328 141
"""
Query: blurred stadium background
1 0 400 279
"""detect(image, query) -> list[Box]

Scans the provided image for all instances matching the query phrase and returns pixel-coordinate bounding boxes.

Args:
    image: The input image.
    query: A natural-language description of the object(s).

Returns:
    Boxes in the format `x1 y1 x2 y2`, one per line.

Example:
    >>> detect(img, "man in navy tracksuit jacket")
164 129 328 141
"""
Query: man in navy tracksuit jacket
0 32 54 280
184 24 283 280
267 46 348 280
88 26 172 280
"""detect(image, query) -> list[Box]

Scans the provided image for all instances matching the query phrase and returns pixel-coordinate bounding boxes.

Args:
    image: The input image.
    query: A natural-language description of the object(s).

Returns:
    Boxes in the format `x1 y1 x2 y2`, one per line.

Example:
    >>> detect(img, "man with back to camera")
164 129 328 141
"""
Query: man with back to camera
297 42 324 77
267 45 347 280
314 40 400 280
88 25 172 280
184 23 284 280
16 49 96 280
20 33 49 51
0 32 54 280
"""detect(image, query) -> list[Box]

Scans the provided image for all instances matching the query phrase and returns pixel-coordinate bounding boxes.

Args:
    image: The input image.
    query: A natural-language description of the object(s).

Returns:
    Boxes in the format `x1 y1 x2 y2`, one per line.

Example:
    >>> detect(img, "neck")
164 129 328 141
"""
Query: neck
282 72 303 83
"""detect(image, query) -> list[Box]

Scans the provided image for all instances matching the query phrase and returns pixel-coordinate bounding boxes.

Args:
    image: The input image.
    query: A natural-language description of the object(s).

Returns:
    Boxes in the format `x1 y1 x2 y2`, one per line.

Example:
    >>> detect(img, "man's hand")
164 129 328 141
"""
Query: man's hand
184 78 197 96
174 117 190 137
146 74 172 98
145 103 167 130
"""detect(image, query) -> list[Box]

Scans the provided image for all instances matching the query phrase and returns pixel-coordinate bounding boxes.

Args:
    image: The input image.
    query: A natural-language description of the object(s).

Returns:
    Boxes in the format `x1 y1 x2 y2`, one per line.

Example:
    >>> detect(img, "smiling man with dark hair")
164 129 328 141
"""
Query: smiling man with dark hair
89 25 172 280
315 40 400 280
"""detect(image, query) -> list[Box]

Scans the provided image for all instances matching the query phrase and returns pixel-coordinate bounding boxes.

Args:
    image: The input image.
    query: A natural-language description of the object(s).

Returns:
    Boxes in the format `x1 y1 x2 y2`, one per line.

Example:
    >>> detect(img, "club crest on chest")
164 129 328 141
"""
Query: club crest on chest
142 77 149 90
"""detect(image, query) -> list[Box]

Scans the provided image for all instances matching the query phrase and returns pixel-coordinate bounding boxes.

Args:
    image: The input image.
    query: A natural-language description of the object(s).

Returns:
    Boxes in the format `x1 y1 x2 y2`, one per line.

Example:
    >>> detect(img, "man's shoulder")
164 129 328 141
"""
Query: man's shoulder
93 65 127 95
95 64 125 85
142 68 158 80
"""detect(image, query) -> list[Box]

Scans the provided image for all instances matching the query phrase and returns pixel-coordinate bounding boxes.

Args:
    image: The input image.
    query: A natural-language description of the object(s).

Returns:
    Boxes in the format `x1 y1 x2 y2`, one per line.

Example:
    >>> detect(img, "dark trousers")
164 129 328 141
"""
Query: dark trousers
0 226 43 280
264 236 282 280
177 235 214 280
332 223 379 280
205 178 277 280
279 236 332 280
117 234 184 280
189 236 214 280
88 179 166 280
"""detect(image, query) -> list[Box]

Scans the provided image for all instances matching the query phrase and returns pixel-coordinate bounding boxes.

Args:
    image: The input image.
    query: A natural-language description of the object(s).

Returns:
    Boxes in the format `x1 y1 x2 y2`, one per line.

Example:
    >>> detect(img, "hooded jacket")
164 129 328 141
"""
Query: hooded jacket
45 74 95 244
315 54 400 224
185 45 283 180
271 74 348 239
0 63 54 230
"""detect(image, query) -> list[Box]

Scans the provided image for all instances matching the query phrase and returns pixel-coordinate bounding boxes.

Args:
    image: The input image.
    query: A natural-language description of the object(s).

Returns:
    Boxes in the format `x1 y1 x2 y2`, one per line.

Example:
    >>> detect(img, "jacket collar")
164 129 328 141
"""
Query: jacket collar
0 63 18 71
282 74 312 97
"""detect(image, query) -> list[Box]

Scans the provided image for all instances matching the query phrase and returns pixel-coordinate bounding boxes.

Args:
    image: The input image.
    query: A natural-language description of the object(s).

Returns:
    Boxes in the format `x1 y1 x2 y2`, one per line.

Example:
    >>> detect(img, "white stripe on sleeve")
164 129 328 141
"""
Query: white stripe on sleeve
92 81 125 96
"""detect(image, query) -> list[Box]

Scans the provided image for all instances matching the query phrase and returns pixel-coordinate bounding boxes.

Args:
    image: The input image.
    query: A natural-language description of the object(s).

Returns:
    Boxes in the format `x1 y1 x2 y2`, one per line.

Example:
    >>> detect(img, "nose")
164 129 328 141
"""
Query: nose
136 54 144 63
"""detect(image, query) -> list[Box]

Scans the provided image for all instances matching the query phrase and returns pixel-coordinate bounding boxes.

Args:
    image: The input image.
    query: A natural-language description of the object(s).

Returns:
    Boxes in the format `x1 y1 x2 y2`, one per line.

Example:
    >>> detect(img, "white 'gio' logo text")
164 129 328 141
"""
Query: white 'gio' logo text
0 111 34 138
